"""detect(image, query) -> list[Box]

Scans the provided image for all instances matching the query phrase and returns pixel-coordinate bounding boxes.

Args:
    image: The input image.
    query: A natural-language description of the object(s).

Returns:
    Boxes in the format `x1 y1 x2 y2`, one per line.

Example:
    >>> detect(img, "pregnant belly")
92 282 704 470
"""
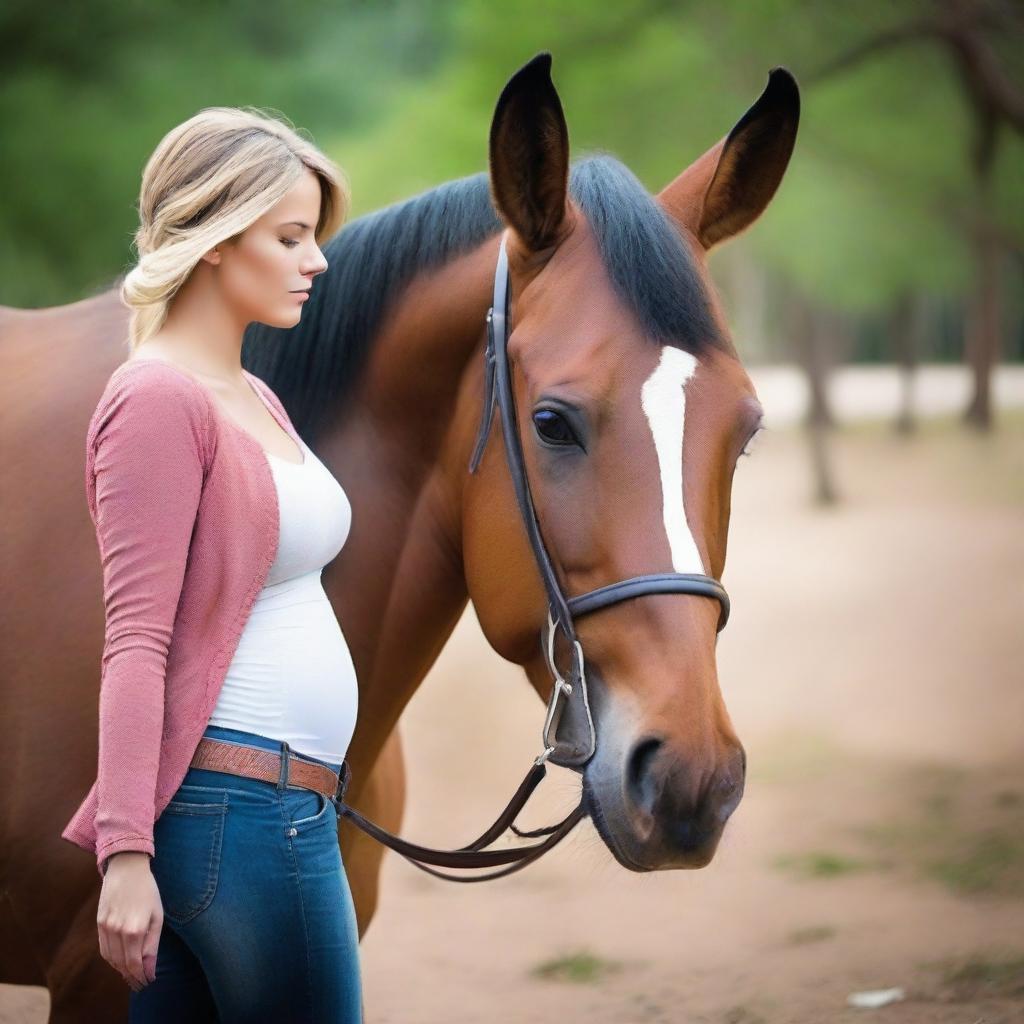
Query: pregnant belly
212 570 359 762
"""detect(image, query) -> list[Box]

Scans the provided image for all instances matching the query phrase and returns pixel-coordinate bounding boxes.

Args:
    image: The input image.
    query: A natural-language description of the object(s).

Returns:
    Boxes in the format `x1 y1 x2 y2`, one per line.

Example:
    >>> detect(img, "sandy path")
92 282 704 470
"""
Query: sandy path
356 413 1024 1023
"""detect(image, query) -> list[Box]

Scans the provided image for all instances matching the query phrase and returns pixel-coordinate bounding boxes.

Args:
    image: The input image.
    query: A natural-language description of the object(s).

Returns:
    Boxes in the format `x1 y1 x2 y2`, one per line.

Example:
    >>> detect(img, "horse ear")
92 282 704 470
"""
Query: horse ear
658 67 800 252
489 52 572 254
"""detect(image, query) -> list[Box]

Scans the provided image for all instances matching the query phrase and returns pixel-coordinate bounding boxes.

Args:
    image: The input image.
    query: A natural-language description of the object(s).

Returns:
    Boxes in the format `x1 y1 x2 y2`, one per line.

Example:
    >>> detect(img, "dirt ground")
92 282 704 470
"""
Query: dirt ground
4 383 1022 1022
356 406 1024 1023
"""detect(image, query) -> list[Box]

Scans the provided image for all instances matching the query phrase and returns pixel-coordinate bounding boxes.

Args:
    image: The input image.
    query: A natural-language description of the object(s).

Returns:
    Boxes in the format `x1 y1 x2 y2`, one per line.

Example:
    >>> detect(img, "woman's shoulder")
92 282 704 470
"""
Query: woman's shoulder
89 358 215 453
102 358 212 415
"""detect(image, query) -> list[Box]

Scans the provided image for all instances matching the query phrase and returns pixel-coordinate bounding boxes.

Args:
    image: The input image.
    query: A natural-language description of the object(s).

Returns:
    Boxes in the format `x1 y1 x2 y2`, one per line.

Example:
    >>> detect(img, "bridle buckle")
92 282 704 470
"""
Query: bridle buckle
538 609 590 765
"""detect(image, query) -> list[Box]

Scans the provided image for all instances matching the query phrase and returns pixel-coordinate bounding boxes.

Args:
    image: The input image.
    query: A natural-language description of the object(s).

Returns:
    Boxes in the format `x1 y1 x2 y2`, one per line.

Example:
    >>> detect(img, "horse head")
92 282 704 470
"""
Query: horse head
463 53 799 871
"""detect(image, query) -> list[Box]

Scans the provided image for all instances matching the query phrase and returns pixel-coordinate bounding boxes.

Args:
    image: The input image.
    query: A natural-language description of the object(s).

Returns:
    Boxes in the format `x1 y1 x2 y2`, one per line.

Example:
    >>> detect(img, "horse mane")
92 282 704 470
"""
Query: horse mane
242 153 721 446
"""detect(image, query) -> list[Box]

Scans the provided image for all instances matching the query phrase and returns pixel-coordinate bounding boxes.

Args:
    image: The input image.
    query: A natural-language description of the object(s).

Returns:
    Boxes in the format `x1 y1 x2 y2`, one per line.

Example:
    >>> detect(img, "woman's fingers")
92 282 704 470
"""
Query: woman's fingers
120 925 149 989
96 855 163 991
100 921 144 990
96 921 110 968
142 913 162 984
96 923 121 984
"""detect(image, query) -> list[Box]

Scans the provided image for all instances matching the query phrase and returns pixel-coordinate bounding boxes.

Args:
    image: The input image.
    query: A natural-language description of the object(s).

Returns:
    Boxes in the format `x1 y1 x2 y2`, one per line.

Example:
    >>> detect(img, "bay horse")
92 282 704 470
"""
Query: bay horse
0 53 798 1018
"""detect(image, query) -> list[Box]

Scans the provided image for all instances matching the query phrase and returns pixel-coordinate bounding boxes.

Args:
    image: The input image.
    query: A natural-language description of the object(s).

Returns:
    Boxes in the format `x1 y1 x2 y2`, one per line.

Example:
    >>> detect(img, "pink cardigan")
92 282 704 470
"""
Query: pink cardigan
61 359 304 877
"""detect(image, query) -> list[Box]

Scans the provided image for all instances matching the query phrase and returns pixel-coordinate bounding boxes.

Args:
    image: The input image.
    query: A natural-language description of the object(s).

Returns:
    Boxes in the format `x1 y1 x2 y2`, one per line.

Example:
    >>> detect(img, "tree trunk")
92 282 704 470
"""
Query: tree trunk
792 296 839 505
963 218 1003 430
891 291 925 435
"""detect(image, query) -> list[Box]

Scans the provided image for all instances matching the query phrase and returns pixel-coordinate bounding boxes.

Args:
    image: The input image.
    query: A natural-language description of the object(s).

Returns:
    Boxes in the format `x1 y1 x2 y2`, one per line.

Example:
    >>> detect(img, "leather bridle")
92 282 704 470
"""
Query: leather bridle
334 232 731 881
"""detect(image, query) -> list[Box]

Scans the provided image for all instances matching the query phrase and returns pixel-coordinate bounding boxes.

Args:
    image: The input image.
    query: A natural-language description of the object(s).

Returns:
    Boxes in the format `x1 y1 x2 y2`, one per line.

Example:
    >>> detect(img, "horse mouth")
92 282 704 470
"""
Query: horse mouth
582 771 722 871
582 775 653 873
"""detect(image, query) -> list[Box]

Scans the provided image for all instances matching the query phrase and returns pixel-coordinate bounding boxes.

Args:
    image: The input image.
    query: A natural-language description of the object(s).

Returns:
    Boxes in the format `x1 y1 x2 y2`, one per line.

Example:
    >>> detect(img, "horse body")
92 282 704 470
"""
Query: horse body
0 54 798 1017
0 236 504 1013
0 248 488 988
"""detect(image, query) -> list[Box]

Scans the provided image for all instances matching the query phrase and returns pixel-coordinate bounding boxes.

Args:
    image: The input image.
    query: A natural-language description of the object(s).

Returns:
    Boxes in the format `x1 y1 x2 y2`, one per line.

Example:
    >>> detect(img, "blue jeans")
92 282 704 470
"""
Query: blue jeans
129 725 363 1022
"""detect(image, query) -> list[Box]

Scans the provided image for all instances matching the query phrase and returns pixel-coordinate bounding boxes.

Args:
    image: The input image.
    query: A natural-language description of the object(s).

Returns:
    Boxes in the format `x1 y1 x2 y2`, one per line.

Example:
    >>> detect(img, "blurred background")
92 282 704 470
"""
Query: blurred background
2 1 1021 1021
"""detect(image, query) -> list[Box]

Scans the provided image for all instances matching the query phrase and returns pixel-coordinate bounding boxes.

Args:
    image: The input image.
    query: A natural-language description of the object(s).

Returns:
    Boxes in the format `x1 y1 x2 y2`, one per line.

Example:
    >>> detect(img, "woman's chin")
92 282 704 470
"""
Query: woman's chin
259 307 304 329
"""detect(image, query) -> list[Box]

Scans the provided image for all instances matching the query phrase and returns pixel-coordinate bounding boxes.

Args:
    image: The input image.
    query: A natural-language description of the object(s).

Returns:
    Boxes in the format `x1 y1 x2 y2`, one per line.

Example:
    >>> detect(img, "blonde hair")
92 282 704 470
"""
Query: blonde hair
121 106 349 349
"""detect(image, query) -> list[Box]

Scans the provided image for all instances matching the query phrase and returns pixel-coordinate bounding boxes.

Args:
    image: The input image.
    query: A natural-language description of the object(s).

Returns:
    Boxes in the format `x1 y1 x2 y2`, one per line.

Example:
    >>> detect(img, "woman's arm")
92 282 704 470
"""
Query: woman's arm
88 365 209 876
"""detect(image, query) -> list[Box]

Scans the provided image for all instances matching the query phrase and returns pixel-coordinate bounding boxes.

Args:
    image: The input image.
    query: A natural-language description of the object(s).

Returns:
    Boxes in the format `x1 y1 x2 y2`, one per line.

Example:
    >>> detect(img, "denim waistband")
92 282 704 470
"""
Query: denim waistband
201 724 344 775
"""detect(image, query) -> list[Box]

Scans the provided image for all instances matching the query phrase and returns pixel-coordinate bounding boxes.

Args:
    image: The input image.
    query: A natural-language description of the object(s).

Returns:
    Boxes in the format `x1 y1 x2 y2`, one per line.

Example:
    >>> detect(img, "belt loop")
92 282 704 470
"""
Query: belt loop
277 741 290 791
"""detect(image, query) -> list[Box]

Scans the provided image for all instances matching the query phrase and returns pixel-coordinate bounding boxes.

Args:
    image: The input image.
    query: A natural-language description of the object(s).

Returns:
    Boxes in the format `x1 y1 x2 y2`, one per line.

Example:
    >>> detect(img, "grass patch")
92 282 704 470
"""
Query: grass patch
786 925 836 945
921 791 954 820
933 952 1024 1000
926 831 1023 895
723 1006 767 1024
857 768 1024 898
530 949 624 985
773 850 870 879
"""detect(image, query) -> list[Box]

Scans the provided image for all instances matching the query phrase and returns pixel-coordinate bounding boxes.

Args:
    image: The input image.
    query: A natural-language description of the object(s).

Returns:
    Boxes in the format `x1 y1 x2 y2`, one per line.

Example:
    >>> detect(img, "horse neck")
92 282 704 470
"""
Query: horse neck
314 234 500 772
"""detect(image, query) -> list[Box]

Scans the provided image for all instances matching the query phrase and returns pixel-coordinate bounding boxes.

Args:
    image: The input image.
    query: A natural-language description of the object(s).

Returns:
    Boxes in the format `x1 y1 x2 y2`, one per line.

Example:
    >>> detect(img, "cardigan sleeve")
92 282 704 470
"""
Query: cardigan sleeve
88 367 209 876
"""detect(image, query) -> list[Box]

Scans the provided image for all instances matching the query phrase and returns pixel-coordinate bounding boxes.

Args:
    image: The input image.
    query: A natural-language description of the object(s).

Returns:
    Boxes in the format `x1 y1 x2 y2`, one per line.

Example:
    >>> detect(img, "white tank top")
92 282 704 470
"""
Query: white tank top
207 436 358 763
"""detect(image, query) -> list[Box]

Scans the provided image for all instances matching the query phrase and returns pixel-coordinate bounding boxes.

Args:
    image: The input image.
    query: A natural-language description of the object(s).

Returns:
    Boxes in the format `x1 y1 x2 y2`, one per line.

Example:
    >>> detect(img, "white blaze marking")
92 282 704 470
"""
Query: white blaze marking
639 347 705 575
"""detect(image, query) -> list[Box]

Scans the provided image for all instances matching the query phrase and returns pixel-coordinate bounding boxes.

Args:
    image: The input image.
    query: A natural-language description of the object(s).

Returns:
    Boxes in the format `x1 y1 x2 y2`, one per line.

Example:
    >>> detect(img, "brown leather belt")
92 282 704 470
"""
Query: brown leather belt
189 737 350 802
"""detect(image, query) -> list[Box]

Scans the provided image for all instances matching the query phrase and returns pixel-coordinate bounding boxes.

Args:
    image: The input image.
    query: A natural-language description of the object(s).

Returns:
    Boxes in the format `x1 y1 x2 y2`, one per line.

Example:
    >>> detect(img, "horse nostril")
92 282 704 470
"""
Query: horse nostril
626 736 664 816
717 773 740 798
712 749 747 824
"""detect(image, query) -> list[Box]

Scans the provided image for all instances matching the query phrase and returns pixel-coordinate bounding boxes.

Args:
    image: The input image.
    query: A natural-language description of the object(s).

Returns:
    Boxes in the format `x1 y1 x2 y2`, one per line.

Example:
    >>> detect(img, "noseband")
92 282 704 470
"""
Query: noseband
335 233 731 881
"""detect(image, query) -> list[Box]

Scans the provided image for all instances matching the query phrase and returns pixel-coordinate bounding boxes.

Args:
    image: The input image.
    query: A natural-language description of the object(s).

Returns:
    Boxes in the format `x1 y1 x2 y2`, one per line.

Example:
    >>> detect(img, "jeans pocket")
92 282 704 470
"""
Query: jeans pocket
152 792 228 925
286 789 335 835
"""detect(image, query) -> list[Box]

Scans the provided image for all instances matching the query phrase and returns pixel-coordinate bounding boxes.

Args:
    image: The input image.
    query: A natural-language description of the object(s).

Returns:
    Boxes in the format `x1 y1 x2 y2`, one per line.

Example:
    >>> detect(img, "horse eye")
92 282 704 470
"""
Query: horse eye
533 409 578 446
740 425 764 458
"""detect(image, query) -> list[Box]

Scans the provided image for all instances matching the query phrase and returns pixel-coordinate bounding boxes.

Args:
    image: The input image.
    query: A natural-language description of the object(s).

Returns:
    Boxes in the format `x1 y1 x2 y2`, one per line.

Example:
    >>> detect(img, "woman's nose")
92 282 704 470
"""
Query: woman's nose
306 249 328 276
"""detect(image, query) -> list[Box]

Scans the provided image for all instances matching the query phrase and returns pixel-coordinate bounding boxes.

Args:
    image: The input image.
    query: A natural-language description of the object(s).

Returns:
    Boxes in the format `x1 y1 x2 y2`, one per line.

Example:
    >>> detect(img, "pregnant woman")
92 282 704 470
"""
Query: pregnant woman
59 106 363 1021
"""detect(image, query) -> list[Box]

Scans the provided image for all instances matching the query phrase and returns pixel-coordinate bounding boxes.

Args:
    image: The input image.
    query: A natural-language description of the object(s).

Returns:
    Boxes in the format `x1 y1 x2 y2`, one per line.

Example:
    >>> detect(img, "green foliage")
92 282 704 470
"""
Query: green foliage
2 0 1020 332
327 0 1023 319
0 0 456 306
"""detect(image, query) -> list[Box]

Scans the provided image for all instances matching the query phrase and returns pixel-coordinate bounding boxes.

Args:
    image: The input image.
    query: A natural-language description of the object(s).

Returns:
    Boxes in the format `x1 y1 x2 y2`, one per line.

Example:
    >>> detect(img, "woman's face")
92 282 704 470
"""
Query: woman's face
211 167 330 328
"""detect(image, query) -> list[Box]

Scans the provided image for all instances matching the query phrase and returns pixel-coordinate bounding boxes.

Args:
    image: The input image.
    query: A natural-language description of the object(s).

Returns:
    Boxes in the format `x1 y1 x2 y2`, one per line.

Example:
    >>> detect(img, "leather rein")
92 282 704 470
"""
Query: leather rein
334 233 731 882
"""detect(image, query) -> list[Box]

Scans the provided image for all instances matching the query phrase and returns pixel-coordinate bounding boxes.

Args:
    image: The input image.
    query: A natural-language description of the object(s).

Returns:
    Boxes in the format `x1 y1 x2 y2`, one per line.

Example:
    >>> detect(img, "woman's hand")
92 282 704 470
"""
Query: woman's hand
96 851 163 991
